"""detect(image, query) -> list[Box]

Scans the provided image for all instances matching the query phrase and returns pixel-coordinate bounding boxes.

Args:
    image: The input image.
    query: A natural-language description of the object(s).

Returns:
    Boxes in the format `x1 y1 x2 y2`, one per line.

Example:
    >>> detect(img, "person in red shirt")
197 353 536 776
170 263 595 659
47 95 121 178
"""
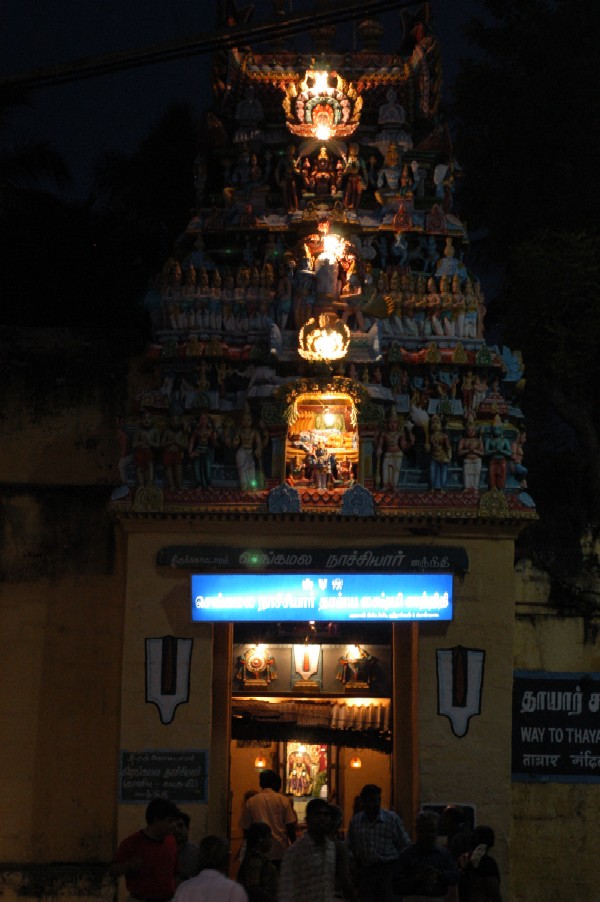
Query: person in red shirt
111 798 180 901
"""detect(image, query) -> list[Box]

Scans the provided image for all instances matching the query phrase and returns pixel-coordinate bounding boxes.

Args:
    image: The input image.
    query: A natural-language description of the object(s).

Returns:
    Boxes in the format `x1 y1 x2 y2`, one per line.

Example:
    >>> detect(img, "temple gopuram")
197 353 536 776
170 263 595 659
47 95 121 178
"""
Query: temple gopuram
107 4 537 898
111 7 535 522
6 5 600 902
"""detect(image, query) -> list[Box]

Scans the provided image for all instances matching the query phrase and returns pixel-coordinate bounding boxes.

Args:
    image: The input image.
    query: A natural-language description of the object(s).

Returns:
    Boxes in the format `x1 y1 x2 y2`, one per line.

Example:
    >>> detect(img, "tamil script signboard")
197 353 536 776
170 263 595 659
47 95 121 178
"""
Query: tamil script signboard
191 571 453 623
158 544 468 574
512 671 600 783
120 749 208 802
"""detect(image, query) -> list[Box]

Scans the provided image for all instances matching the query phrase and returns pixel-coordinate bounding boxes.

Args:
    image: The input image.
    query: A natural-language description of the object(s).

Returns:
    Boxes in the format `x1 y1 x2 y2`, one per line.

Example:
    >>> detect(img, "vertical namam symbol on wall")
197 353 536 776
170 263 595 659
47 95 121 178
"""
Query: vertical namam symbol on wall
436 645 485 737
146 636 193 725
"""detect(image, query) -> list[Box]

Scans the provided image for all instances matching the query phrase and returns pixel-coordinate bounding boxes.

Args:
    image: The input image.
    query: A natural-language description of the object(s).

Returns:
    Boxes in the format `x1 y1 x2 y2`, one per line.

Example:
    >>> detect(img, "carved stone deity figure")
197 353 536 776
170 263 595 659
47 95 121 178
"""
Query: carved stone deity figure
376 408 413 490
457 416 484 491
342 143 368 210
132 411 161 487
275 263 293 331
309 146 339 196
276 144 304 213
484 416 512 490
234 85 264 143
511 428 528 489
161 415 188 490
428 414 451 491
378 88 406 125
375 143 402 205
376 88 412 153
234 406 262 491
188 412 216 488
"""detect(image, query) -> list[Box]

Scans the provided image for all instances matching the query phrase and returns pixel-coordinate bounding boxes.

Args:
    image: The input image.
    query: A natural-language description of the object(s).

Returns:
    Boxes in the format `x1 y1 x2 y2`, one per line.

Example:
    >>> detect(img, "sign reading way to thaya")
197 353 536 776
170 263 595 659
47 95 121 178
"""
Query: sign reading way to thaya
512 672 600 783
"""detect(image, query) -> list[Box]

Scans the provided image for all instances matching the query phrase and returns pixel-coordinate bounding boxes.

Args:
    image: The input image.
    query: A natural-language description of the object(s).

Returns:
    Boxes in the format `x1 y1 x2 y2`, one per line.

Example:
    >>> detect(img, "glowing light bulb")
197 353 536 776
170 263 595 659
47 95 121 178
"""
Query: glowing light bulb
313 70 331 93
316 123 332 141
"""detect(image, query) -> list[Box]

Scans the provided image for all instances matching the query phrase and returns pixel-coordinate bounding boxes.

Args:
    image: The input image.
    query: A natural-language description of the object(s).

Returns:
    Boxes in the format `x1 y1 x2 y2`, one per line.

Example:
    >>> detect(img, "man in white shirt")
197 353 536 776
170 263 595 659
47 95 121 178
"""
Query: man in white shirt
240 770 297 867
174 836 247 902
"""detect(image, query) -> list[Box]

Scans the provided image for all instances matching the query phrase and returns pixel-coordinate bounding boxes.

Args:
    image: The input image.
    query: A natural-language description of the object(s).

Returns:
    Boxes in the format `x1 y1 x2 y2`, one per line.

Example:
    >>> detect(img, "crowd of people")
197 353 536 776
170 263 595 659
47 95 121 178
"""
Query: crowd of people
111 784 502 902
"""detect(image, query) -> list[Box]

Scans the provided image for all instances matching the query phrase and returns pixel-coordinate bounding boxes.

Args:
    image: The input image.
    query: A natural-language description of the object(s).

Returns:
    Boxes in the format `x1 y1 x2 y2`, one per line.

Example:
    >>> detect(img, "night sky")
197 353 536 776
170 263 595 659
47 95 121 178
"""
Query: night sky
1 0 477 201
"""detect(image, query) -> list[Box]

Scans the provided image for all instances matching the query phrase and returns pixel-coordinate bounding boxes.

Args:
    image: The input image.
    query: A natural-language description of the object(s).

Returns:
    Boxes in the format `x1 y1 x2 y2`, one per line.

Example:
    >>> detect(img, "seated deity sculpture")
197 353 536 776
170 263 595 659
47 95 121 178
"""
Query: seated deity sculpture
375 144 402 205
376 88 413 153
234 85 264 143
378 88 406 125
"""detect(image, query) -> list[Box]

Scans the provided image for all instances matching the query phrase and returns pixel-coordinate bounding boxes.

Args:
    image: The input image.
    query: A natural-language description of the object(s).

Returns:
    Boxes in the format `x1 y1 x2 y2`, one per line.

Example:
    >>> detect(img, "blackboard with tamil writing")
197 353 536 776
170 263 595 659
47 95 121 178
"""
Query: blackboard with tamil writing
119 749 208 803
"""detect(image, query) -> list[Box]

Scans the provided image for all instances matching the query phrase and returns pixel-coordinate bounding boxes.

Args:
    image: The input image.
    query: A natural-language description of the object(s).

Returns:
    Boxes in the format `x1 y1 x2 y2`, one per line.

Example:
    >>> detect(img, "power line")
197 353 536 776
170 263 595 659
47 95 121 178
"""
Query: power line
0 0 422 89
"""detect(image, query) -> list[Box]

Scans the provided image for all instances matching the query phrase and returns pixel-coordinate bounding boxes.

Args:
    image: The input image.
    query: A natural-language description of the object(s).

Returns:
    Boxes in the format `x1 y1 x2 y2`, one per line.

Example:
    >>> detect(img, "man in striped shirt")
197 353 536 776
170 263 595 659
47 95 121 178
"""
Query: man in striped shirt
278 799 335 902
347 784 410 902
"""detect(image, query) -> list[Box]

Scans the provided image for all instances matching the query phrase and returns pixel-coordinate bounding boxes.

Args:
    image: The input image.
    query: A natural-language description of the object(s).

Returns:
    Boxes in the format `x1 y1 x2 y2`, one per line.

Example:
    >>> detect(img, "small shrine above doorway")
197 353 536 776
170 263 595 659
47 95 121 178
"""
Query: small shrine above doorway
284 391 358 489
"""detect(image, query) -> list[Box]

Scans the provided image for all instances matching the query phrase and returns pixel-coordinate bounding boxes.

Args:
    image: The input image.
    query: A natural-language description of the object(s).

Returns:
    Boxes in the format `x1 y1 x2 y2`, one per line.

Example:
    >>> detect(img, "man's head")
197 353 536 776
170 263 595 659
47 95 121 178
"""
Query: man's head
145 798 180 837
360 784 382 821
472 825 495 850
198 835 230 873
439 805 465 838
171 810 190 846
259 769 279 790
415 810 439 848
246 822 272 853
305 799 331 841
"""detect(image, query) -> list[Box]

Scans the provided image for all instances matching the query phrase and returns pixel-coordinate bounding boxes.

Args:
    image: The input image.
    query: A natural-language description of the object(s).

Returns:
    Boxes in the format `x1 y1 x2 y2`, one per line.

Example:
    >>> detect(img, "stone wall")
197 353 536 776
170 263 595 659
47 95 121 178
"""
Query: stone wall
0 329 126 901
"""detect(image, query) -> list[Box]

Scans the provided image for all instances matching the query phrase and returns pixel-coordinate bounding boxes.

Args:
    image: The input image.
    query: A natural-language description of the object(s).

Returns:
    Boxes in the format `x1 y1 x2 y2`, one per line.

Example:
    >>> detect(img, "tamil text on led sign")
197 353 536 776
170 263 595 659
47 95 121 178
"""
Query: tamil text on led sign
190 572 453 622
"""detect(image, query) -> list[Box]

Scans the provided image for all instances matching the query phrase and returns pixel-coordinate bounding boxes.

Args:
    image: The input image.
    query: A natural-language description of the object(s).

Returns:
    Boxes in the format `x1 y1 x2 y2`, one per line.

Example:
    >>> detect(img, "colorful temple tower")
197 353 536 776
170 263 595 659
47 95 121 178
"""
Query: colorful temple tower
3 8 600 902
114 6 534 521
110 4 537 896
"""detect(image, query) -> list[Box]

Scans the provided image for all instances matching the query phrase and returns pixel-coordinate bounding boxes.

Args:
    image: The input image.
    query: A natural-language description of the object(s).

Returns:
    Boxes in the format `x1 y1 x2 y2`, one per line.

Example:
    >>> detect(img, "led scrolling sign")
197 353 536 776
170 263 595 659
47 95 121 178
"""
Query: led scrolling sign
191 572 453 623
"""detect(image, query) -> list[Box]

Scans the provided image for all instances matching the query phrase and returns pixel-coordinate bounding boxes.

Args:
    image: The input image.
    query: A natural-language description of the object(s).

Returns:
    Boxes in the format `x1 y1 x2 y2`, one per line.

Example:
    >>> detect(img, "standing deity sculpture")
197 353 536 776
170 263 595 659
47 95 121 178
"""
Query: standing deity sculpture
376 409 413 490
342 143 368 210
484 416 512 490
428 414 452 491
457 416 484 492
132 412 161 487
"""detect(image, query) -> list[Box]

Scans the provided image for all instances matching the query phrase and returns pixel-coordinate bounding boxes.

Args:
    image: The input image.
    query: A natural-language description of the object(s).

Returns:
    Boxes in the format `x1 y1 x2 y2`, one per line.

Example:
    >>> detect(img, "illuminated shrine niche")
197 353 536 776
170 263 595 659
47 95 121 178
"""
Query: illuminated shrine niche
284 393 358 489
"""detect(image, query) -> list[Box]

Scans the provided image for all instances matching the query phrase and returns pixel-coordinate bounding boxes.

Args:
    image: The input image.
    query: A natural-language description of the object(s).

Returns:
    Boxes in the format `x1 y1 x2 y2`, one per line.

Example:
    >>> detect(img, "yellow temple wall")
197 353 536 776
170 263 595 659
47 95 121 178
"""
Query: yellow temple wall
115 528 216 865
1 487 599 902
0 565 122 902
418 537 515 890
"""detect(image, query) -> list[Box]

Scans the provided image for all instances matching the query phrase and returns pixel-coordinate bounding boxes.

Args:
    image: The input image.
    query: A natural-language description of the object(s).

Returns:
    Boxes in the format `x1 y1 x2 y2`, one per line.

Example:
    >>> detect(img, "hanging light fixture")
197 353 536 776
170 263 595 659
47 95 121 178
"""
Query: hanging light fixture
283 61 362 141
349 756 362 769
254 754 267 769
298 312 351 363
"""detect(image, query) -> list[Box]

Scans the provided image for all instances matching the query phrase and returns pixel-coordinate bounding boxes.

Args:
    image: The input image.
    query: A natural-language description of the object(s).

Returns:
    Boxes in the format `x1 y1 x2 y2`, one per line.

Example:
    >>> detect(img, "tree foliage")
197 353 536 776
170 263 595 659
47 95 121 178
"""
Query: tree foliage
453 0 600 254
1 101 198 335
453 1 600 611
